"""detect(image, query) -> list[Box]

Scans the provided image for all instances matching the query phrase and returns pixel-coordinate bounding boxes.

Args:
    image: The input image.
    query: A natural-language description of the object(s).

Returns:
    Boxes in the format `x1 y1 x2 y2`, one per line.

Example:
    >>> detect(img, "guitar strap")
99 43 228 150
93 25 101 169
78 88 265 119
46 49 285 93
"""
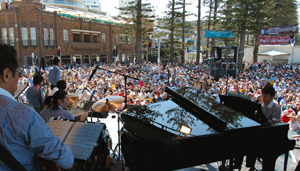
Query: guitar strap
0 144 27 171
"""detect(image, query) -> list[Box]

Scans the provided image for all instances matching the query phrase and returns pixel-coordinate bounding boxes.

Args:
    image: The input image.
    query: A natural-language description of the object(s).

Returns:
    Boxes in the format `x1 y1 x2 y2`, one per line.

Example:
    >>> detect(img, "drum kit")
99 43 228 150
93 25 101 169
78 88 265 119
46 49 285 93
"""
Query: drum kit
68 94 125 168
68 94 124 119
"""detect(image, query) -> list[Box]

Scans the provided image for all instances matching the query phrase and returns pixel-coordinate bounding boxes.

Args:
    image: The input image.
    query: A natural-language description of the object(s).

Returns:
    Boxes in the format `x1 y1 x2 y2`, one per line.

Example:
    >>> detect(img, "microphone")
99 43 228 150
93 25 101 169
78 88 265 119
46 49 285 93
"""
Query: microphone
88 64 98 82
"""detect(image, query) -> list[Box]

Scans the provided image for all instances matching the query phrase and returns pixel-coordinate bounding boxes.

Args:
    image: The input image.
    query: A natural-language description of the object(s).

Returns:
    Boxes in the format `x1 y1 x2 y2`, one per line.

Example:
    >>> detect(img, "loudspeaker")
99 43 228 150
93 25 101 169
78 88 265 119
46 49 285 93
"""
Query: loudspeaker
221 63 226 69
227 69 237 78
212 69 222 81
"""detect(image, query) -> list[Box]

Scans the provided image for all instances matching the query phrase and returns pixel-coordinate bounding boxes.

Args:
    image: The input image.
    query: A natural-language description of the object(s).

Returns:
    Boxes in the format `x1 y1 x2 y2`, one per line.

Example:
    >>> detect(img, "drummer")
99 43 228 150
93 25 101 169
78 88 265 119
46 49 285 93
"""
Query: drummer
40 90 88 122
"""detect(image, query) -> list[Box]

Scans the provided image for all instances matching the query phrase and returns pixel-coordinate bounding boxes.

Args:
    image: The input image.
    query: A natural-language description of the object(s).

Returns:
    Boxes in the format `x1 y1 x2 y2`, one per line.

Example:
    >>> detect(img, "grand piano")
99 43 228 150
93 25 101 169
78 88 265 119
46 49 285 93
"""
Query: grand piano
120 87 295 171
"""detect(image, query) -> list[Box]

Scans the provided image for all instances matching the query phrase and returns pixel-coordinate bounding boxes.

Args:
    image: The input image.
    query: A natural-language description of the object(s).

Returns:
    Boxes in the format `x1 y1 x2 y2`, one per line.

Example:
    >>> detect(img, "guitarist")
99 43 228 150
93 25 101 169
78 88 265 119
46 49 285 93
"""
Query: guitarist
0 44 74 170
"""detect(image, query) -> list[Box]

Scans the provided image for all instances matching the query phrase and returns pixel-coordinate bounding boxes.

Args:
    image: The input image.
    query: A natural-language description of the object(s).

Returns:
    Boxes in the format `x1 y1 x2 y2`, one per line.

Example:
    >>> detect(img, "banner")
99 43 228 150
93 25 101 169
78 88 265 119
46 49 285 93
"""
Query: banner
205 31 234 38
260 24 298 35
258 36 291 45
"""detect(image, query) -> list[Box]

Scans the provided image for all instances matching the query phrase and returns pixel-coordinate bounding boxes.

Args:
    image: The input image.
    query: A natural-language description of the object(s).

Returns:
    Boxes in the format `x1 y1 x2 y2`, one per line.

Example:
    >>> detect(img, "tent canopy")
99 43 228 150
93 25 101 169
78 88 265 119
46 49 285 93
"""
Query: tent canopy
258 49 290 56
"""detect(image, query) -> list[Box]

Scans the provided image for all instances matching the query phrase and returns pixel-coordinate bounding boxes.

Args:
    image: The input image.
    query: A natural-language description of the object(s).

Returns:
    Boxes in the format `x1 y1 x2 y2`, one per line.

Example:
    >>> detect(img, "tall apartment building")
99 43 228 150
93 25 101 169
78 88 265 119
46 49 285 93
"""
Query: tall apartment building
40 0 100 12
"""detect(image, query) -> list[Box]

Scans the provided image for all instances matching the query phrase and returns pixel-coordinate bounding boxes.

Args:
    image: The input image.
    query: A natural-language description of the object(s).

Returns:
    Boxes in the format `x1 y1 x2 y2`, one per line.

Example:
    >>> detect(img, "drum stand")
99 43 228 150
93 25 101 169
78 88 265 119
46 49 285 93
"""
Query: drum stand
111 111 125 171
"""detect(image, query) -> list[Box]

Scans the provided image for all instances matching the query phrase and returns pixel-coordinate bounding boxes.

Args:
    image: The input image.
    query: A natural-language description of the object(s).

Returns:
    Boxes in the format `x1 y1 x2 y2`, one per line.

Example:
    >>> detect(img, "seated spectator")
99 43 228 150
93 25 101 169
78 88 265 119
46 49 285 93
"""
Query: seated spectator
150 93 157 103
135 98 142 105
281 109 294 123
144 99 150 105
127 98 134 104
288 112 300 133
156 92 163 102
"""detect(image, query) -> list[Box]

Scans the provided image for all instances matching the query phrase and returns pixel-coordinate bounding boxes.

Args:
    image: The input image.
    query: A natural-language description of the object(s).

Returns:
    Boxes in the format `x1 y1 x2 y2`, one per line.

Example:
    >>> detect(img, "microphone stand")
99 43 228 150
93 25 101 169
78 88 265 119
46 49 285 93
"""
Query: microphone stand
98 66 140 109
167 67 170 86
97 66 139 167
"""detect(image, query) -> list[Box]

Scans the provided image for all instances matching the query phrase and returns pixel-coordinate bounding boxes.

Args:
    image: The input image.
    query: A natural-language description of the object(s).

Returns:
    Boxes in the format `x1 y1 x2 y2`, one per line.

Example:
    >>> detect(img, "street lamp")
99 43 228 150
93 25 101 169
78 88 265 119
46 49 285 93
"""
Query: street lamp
150 29 170 73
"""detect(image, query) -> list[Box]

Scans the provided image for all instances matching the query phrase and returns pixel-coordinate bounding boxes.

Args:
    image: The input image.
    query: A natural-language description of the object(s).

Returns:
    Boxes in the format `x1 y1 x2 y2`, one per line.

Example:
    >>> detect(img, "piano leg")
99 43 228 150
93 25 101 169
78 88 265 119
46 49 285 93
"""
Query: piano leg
284 151 288 171
262 156 277 171
229 158 234 171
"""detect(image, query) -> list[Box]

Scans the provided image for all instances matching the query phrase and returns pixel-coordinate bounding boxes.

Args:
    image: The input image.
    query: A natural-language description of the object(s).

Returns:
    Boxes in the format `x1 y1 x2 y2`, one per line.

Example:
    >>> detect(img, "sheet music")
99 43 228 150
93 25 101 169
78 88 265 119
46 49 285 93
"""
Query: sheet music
47 120 75 141
64 122 104 160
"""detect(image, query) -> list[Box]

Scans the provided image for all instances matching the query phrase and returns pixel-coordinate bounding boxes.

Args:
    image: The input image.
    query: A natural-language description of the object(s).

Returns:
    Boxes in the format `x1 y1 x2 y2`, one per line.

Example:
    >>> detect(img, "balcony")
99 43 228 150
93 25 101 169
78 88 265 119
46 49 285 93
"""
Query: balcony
118 43 135 50
72 41 102 50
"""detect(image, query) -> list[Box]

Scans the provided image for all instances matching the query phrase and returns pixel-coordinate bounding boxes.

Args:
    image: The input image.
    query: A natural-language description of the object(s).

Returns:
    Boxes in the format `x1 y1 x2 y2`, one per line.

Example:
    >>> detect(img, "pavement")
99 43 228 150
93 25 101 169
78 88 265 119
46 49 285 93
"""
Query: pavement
97 113 300 171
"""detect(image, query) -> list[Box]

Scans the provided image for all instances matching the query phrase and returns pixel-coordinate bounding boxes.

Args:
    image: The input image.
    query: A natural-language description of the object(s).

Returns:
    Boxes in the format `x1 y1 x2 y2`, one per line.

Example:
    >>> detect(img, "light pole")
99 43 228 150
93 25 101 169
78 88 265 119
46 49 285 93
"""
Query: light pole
150 30 170 73
157 37 161 73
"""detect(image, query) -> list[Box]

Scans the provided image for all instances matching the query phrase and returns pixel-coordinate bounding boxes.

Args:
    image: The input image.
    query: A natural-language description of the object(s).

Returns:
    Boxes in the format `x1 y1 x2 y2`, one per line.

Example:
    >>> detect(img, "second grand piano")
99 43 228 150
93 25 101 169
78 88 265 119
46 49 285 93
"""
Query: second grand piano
120 87 295 171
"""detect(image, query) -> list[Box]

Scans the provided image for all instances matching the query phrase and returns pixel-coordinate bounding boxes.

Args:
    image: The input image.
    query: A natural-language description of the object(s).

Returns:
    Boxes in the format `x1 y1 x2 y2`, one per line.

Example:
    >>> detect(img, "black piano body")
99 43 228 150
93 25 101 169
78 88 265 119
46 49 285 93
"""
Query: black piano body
120 87 295 171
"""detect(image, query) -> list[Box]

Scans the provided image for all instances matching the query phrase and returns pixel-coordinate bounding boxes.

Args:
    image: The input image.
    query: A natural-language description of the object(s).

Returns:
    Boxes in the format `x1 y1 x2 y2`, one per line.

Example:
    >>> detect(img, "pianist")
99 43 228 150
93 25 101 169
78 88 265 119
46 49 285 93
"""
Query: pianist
235 85 281 171
261 85 281 123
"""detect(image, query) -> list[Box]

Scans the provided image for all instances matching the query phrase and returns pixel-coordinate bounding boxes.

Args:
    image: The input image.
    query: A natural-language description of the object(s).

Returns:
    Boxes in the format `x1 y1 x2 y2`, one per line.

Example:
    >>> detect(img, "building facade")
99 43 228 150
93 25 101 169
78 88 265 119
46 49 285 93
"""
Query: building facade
0 0 136 66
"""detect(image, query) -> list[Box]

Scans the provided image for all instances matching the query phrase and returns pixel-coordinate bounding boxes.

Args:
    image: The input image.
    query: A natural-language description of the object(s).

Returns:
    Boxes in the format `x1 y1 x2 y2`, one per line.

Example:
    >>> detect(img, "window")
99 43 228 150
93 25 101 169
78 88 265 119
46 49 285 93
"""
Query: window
102 33 105 43
9 28 14 46
43 28 48 46
50 28 54 46
22 27 28 46
73 33 80 42
115 35 118 44
122 37 126 43
30 28 37 46
93 35 97 43
2 28 7 44
128 38 131 44
63 30 68 43
84 34 90 42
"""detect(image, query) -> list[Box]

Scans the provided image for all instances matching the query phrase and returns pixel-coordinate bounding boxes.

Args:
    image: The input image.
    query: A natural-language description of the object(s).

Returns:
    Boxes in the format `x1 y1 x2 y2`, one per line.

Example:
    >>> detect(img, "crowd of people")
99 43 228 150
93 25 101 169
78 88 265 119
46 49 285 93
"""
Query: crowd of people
18 60 300 111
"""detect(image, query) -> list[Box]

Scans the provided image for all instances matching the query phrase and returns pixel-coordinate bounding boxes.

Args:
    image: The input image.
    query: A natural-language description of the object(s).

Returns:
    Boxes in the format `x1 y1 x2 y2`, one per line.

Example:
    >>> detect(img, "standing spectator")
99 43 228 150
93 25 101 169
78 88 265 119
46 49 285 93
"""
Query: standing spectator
48 57 62 90
287 112 300 133
26 74 45 113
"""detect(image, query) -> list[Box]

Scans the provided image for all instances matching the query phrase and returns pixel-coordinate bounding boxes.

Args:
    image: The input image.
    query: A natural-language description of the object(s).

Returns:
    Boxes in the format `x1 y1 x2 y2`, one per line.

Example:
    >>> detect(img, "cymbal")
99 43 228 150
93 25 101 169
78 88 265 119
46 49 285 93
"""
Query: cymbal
69 108 85 117
91 96 124 112
68 93 79 104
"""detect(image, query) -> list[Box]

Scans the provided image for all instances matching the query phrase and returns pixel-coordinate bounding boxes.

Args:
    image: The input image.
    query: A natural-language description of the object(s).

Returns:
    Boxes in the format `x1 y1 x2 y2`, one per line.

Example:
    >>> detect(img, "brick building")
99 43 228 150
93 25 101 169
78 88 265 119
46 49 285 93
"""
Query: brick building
0 0 140 66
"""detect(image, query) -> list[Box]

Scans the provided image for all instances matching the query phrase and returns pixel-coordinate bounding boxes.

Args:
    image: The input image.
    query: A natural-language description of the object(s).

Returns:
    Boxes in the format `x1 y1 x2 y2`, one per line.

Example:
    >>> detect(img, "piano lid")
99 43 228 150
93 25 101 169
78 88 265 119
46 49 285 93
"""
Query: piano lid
124 87 262 136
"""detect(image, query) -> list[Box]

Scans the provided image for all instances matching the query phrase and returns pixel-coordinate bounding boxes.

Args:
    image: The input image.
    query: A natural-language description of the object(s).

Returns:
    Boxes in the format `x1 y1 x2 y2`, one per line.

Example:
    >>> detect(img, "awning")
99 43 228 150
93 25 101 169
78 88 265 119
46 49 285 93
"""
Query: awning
258 49 290 56
71 29 101 34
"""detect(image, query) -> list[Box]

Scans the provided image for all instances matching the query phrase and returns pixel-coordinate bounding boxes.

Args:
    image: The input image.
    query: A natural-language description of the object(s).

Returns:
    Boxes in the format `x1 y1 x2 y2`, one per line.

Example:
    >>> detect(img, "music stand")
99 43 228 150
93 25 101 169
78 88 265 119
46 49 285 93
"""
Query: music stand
14 84 28 102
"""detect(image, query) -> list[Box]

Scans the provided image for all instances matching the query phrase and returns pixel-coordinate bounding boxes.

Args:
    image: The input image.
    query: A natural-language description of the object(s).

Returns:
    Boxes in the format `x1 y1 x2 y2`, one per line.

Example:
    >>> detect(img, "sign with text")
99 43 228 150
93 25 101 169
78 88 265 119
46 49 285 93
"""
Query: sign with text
258 36 291 45
205 31 234 38
260 24 298 35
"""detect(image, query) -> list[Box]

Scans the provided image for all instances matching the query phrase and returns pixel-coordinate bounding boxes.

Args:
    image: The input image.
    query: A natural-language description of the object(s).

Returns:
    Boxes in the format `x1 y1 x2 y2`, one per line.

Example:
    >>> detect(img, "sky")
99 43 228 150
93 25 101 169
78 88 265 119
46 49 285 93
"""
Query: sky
100 0 300 23
100 0 209 21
